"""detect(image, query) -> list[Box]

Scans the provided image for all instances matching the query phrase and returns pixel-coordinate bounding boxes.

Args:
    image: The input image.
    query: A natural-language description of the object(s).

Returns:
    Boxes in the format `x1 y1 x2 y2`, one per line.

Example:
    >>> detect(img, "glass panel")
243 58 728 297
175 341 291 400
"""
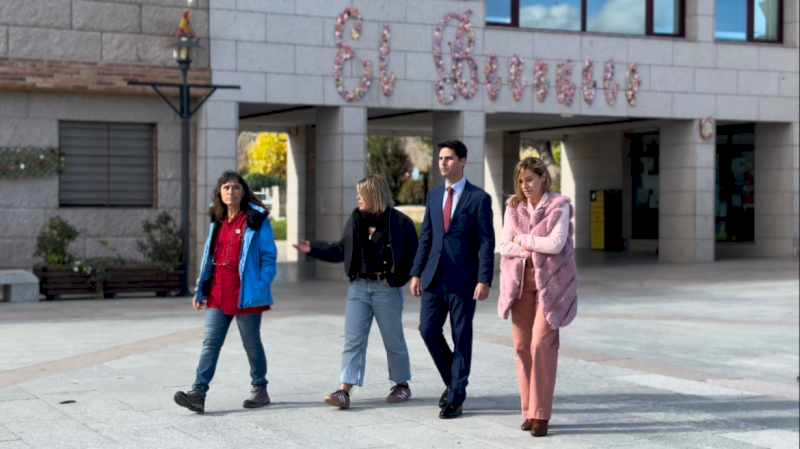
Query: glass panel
520 0 581 31
753 0 780 41
716 125 755 242
653 0 681 34
630 133 659 240
586 0 645 34
486 0 512 24
715 0 747 41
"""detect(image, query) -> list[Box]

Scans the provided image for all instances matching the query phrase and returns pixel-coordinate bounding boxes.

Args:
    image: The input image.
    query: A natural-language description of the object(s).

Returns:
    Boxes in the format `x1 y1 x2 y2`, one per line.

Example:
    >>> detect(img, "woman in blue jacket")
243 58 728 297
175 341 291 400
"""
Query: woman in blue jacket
174 171 277 414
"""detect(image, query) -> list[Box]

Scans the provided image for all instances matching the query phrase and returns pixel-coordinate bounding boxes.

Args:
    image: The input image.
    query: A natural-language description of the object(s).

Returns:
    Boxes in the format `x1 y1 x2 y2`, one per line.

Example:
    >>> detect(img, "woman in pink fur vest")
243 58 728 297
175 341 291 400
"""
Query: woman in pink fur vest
498 157 578 438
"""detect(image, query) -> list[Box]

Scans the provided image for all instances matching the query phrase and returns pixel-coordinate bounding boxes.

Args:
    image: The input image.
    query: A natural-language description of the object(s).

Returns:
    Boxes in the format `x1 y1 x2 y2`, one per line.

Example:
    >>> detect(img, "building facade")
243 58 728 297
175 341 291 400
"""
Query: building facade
1 0 798 282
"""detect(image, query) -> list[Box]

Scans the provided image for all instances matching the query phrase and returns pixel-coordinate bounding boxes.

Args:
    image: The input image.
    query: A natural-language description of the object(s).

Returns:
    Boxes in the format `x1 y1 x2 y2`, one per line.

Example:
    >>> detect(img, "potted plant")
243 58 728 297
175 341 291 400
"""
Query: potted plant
102 212 184 298
32 217 97 300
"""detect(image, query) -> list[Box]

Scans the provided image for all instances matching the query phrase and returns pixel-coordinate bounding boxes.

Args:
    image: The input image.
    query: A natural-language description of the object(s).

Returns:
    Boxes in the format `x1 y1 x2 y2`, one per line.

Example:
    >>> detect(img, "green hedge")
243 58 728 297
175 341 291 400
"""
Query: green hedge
243 173 286 191
271 219 286 241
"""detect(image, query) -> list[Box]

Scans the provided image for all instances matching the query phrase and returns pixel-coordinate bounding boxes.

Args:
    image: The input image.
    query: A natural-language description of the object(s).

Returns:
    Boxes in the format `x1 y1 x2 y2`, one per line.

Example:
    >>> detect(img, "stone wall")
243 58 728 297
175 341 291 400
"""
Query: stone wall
0 0 210 68
0 91 196 270
202 0 798 123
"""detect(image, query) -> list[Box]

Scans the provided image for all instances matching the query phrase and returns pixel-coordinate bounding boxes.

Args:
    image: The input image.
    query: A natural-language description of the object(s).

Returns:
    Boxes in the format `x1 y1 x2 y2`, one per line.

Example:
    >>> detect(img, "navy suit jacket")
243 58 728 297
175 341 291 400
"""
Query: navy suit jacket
410 180 495 299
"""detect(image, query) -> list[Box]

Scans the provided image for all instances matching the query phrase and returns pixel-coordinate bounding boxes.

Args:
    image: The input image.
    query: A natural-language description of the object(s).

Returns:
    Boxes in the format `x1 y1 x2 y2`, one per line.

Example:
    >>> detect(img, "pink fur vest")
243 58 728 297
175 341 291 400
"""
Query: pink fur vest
498 193 578 329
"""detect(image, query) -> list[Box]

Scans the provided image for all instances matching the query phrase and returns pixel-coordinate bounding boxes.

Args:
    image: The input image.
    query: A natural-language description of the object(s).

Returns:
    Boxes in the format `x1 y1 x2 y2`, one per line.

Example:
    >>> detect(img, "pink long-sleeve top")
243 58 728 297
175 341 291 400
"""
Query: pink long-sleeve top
499 192 571 258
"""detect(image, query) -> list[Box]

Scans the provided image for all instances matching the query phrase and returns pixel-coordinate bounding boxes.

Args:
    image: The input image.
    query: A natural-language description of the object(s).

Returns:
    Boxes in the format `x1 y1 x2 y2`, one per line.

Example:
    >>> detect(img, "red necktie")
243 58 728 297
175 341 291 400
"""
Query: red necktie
443 187 454 231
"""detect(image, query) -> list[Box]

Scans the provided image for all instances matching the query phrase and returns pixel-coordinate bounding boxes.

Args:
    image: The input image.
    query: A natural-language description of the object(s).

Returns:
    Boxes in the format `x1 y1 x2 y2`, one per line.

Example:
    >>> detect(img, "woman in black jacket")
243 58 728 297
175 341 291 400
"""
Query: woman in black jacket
293 174 419 409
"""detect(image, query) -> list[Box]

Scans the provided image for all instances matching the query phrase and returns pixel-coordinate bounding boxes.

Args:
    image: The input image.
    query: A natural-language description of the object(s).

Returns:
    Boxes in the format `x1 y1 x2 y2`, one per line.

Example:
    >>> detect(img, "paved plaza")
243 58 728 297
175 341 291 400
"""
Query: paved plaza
0 255 798 448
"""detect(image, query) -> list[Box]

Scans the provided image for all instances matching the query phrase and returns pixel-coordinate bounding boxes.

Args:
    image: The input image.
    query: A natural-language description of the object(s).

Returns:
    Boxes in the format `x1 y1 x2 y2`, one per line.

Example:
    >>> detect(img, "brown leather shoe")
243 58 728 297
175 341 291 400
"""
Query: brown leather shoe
521 419 534 431
531 420 548 437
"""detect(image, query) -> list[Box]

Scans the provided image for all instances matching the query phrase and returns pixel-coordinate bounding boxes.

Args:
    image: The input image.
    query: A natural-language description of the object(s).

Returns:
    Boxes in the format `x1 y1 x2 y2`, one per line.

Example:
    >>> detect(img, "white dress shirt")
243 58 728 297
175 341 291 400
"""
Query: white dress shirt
441 177 467 220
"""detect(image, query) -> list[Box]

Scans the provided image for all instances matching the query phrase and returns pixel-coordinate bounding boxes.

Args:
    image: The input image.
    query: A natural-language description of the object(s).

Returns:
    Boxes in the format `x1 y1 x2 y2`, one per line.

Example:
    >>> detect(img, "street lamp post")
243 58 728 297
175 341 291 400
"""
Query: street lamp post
129 33 239 296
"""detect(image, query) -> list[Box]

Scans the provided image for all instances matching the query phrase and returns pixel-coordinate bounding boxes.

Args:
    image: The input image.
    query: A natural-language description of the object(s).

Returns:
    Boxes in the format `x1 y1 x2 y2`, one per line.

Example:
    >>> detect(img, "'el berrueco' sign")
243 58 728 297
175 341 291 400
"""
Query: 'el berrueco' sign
334 8 641 107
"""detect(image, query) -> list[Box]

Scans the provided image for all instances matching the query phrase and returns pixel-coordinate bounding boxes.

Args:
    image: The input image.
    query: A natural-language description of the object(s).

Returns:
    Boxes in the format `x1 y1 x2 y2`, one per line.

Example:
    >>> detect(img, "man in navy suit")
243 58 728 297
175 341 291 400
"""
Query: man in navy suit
410 139 495 419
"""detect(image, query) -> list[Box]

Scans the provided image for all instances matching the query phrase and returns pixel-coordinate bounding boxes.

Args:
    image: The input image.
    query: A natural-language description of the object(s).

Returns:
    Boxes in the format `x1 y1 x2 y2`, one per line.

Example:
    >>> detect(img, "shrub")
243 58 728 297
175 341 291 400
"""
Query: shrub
271 219 287 241
413 221 422 237
243 172 286 192
397 179 426 205
137 212 183 269
367 136 411 199
34 216 79 265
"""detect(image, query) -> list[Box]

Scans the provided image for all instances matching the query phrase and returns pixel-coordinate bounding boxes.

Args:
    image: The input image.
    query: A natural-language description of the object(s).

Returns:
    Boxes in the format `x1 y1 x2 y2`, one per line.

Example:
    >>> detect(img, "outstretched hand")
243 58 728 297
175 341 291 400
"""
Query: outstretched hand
292 239 311 254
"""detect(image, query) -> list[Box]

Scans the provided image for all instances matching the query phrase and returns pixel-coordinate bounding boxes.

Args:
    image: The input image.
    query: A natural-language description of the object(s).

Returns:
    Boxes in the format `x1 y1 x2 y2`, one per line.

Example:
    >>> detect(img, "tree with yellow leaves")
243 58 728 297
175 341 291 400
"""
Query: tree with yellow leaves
246 132 287 178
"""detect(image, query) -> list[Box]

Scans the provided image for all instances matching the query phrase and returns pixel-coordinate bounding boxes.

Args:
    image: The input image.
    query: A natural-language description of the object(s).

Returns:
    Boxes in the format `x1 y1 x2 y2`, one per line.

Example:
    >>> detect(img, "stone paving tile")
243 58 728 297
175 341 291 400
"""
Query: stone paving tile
637 430 771 448
0 388 33 403
717 429 800 449
352 422 505 449
0 270 797 448
614 373 754 397
97 425 207 449
36 390 157 430
0 424 19 443
0 442 32 449
4 419 117 449
0 399 68 423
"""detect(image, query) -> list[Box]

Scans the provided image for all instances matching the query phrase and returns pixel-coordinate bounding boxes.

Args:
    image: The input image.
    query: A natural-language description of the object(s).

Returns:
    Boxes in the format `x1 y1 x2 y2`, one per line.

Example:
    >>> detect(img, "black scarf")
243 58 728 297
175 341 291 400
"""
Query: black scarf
353 209 388 275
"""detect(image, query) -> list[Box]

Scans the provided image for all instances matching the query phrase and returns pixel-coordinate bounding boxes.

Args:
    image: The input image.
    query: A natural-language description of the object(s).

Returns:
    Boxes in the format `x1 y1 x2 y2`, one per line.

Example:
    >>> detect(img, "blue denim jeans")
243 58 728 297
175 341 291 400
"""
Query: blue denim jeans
341 279 411 386
193 307 267 393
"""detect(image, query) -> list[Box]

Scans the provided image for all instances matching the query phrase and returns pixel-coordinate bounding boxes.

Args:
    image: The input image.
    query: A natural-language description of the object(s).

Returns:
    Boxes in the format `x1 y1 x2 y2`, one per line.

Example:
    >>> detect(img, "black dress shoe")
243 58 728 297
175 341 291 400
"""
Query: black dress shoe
439 403 462 419
439 387 450 409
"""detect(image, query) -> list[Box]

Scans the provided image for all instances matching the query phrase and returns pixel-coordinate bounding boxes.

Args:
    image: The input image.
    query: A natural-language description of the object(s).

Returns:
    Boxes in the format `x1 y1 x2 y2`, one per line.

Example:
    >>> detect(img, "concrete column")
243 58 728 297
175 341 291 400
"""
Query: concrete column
502 132 521 197
195 100 238 283
314 107 366 280
286 126 306 262
752 122 799 257
484 132 504 248
432 111 486 188
659 120 715 263
561 132 625 249
685 0 714 42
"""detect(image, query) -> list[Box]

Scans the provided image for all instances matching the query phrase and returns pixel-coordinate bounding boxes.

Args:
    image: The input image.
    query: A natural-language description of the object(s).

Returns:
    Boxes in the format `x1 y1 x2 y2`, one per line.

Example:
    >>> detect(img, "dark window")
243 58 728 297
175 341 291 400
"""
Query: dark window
715 124 755 242
487 0 684 36
715 0 782 43
59 122 157 208
629 133 660 240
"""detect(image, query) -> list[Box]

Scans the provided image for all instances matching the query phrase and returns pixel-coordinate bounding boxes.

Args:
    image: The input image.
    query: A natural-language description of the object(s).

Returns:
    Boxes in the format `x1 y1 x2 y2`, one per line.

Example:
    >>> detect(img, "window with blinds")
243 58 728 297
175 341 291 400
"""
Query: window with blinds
59 122 157 207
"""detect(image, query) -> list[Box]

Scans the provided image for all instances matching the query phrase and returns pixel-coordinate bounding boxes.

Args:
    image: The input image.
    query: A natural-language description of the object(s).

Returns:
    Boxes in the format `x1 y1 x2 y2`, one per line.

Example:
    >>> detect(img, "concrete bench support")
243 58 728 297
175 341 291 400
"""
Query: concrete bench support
0 270 40 302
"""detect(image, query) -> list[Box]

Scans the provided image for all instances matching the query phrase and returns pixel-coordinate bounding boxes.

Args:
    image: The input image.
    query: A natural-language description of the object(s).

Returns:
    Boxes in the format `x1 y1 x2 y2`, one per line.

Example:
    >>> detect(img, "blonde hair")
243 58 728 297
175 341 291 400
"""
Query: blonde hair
508 157 551 208
357 174 395 213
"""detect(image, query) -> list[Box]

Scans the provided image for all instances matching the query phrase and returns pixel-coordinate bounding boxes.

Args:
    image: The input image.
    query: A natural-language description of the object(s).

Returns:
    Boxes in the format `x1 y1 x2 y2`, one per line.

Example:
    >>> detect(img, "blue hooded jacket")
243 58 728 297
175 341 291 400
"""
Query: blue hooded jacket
196 203 277 309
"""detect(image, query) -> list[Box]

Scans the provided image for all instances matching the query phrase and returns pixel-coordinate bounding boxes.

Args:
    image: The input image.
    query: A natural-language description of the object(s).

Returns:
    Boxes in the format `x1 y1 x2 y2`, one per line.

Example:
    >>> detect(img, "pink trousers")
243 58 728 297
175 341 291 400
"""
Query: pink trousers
510 267 559 420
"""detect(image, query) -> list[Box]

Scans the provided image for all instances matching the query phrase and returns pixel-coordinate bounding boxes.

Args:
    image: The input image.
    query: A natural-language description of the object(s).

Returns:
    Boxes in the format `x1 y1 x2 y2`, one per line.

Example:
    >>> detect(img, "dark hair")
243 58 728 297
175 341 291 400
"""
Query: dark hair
437 139 468 159
209 171 267 222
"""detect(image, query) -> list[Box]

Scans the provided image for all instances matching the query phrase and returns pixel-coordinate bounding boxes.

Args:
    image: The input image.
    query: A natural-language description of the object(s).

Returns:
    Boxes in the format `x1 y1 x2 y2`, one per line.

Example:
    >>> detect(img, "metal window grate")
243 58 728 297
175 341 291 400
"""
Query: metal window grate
58 122 157 208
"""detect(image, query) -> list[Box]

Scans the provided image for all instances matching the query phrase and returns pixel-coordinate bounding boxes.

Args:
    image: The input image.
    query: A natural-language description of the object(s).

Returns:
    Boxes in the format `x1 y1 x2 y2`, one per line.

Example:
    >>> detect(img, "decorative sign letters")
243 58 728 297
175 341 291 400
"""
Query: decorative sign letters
332 7 641 107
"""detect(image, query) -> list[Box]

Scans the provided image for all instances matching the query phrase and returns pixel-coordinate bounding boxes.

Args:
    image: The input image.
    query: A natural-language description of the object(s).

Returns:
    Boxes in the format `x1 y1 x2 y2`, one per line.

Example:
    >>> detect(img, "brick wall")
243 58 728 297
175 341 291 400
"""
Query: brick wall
0 57 210 96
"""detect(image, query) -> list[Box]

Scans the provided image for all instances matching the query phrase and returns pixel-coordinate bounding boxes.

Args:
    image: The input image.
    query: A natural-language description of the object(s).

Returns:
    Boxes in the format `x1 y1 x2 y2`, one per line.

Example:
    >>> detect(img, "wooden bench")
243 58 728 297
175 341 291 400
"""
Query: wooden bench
0 270 39 302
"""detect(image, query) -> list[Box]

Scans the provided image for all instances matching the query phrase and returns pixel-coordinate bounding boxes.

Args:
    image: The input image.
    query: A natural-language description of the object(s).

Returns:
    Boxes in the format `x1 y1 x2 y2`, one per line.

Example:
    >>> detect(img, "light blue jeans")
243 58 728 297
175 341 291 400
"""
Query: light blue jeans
341 279 411 386
193 308 267 393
